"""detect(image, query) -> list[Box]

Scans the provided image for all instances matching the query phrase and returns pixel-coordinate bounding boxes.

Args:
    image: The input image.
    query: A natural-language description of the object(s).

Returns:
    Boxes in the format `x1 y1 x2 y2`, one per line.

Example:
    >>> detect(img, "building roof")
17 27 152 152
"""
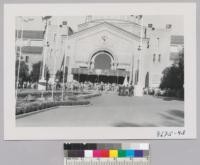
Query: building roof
69 22 142 41
171 35 184 45
16 30 44 39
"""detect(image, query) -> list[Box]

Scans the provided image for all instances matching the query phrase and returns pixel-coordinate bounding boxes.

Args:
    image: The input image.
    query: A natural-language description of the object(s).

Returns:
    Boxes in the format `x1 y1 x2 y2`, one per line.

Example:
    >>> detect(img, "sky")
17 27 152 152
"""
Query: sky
16 15 184 35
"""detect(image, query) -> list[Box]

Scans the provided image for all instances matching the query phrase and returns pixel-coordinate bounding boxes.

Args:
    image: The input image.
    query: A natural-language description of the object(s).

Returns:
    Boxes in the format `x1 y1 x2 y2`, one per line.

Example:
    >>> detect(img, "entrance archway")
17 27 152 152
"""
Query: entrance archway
72 50 127 84
94 53 112 70
90 50 114 70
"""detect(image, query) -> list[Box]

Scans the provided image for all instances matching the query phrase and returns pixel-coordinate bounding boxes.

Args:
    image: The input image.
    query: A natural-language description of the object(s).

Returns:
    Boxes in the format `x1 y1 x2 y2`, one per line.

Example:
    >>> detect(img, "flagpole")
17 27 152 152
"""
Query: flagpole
138 15 143 84
16 18 24 98
51 19 59 100
61 26 68 101
134 15 144 96
41 19 49 82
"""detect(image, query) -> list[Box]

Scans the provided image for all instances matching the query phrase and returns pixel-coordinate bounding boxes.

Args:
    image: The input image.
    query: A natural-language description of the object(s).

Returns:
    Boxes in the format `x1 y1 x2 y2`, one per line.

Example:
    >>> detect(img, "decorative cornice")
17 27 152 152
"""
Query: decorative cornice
68 22 144 42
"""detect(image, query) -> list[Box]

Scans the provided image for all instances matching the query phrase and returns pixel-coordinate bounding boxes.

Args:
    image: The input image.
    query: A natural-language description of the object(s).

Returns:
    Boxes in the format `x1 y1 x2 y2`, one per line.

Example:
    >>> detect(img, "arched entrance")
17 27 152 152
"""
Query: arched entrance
94 53 112 70
90 50 114 69
72 50 129 84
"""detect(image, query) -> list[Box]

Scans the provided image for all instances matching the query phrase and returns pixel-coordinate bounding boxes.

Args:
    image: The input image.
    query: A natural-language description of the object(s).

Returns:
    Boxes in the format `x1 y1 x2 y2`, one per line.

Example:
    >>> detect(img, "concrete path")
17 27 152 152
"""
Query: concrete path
16 93 184 127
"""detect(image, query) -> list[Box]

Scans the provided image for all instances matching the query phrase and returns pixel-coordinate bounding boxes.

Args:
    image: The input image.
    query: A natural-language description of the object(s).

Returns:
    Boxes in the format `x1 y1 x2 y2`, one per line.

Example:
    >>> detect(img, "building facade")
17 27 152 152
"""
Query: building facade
60 16 173 95
16 16 184 96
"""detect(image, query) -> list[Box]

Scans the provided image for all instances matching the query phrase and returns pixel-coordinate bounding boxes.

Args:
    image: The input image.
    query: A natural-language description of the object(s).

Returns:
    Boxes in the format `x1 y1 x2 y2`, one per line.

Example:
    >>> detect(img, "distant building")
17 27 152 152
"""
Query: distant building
15 20 73 74
170 35 184 65
15 30 44 72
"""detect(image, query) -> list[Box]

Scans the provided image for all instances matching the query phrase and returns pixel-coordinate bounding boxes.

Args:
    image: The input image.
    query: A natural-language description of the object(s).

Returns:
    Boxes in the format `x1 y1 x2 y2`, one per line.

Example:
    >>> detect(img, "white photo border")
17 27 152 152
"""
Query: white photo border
4 3 196 140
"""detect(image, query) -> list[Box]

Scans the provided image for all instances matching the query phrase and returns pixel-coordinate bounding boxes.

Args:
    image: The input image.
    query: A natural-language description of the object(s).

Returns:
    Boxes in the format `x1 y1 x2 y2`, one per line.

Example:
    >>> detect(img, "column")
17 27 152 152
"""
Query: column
134 50 144 96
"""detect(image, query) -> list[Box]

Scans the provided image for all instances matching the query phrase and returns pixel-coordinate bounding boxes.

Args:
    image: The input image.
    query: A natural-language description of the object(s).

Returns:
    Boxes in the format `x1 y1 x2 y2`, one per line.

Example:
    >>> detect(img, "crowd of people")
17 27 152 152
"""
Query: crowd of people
16 80 136 96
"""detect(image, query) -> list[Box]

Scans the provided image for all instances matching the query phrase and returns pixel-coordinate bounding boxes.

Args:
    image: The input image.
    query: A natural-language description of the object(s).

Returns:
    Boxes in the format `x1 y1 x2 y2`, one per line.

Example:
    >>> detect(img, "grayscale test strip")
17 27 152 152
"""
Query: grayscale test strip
65 159 150 165
64 143 150 165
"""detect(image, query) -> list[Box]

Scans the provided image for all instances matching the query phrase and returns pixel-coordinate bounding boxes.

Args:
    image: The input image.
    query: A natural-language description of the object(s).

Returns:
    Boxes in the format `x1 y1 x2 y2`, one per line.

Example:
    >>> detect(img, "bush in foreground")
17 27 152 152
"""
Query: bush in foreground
16 100 90 115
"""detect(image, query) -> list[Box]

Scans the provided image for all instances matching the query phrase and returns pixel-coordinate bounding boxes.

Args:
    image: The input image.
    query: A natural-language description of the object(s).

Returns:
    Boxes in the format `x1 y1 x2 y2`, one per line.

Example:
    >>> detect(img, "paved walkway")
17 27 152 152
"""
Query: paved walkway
16 93 184 127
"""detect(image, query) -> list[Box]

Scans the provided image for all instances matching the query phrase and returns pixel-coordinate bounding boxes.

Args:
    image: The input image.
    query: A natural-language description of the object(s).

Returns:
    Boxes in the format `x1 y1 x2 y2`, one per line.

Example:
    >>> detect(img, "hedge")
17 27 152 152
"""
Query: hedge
17 91 89 99
16 100 90 115
68 93 101 100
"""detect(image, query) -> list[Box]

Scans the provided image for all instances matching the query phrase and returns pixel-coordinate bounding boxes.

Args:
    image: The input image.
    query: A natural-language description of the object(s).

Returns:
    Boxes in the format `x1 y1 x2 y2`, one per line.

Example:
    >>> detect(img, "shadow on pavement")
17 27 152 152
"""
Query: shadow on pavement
162 97 184 101
167 109 184 119
158 109 184 127
112 122 157 127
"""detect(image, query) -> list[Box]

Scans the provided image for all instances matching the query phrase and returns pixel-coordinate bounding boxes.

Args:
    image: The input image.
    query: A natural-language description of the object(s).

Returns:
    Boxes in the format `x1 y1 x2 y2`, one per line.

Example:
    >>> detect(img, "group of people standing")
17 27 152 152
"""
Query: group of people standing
118 84 134 96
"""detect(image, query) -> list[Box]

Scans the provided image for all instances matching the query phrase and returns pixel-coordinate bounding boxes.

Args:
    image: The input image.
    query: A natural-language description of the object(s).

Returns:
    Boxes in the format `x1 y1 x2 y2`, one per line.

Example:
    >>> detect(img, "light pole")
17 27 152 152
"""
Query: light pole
134 15 144 96
51 19 60 100
38 16 52 91
61 26 69 101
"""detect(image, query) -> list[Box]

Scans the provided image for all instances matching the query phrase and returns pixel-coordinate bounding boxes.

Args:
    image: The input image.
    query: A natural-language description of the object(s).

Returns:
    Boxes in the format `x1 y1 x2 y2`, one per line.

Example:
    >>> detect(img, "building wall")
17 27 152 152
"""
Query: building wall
143 28 172 88
64 20 173 89
15 17 181 89
72 31 136 70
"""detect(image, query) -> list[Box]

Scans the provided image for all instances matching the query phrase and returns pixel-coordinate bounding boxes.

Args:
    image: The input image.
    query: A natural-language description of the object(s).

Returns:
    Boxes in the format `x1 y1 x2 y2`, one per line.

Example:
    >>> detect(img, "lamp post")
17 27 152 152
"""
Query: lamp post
51 48 57 100
61 25 69 101
134 15 144 96
38 16 52 91
51 19 60 100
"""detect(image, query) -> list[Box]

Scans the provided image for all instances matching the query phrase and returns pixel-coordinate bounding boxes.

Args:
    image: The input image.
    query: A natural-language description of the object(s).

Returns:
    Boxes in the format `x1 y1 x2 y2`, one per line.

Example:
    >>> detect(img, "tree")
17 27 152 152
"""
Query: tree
30 61 50 84
160 65 181 89
30 61 42 82
160 51 184 98
55 66 68 82
15 60 29 87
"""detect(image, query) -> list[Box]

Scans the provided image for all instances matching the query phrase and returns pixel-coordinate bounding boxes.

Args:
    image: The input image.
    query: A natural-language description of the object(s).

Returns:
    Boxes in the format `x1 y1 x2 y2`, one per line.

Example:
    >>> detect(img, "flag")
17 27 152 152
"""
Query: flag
123 75 128 86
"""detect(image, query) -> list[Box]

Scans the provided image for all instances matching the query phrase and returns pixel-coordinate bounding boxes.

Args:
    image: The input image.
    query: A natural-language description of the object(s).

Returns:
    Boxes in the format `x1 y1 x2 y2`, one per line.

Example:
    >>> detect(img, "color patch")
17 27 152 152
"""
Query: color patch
143 150 149 157
118 150 126 157
68 150 84 157
93 150 101 157
100 150 109 157
126 150 135 157
97 143 121 150
84 150 93 158
109 150 118 157
134 150 143 157
84 143 97 150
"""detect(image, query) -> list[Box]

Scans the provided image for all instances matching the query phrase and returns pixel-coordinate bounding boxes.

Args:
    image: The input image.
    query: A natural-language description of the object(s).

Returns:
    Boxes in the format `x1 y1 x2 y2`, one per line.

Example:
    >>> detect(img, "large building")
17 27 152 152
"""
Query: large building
16 16 184 96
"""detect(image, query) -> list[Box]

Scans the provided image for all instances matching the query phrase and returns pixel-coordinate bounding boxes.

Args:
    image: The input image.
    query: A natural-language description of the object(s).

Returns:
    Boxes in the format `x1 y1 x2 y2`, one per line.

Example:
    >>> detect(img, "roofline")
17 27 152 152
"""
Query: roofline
67 21 143 41
78 18 141 28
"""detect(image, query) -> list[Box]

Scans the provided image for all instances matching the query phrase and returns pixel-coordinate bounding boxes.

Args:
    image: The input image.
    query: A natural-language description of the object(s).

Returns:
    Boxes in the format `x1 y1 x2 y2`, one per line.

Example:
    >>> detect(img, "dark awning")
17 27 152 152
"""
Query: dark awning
71 68 129 77
17 46 43 54
16 30 44 39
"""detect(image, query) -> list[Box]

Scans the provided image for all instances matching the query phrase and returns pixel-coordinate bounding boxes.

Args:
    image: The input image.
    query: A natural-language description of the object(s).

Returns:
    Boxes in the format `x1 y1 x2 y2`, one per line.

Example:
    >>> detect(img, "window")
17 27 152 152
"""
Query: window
158 54 161 62
153 54 156 63
53 33 56 42
25 56 29 63
147 40 150 48
148 24 153 28
62 21 67 25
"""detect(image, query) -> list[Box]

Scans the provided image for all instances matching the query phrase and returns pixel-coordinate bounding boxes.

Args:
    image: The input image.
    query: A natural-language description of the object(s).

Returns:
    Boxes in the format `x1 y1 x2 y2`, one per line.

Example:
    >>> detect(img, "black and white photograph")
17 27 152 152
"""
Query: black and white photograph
15 15 185 127
4 3 196 139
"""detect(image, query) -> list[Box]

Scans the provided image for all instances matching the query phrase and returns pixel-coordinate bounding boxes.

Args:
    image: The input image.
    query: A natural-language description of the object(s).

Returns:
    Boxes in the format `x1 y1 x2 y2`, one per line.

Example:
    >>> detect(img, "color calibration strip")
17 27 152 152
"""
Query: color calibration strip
64 143 150 165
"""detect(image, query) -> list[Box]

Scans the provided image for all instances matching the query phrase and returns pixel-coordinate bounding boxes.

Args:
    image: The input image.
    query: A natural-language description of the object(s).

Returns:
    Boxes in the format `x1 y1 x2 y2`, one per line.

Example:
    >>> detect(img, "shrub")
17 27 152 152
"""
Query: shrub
176 88 184 98
16 100 90 115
